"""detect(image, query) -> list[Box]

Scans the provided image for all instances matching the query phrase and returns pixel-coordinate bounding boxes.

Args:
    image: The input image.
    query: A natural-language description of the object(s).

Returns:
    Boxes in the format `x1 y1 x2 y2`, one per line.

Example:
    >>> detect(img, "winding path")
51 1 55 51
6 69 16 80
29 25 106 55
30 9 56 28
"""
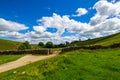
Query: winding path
0 52 60 73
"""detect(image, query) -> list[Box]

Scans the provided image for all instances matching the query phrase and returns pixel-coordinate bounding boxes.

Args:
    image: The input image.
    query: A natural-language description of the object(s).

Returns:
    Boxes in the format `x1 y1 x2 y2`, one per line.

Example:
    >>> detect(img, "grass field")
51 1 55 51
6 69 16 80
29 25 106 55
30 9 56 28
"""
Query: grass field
0 55 24 65
0 48 120 80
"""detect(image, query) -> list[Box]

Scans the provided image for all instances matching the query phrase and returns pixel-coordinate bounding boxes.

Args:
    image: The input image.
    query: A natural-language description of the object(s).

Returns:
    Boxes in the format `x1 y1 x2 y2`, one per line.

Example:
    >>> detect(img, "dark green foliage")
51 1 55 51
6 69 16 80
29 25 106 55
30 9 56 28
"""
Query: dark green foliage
38 42 44 47
52 43 66 48
18 41 31 50
45 41 53 48
58 43 66 47
65 41 69 45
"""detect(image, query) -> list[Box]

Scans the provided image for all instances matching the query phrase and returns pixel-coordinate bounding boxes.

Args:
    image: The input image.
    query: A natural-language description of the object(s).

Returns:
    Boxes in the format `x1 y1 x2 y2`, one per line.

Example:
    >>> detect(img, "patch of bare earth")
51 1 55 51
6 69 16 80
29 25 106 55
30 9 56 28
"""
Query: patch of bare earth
0 53 59 73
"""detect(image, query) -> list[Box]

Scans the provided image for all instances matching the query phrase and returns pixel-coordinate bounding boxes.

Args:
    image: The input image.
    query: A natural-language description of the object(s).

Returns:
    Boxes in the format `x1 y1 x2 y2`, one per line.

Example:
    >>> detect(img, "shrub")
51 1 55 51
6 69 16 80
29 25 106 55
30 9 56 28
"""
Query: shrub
38 42 44 47
18 41 31 50
45 41 53 48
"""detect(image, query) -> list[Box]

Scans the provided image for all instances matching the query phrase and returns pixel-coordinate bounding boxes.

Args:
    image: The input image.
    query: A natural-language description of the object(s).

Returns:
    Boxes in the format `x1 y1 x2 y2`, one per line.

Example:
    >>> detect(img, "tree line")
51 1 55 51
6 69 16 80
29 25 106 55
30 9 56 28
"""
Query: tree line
18 41 70 50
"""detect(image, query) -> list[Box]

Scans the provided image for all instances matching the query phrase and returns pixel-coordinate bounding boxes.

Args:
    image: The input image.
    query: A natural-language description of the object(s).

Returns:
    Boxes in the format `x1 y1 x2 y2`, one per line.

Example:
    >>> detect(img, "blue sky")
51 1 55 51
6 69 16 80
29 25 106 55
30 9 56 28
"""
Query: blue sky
0 0 120 44
0 0 97 26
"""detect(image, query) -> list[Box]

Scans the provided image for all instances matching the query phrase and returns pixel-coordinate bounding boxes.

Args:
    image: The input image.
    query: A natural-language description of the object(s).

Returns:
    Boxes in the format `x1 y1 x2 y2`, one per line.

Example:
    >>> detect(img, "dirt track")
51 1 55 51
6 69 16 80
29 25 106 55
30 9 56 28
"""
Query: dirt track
0 53 59 73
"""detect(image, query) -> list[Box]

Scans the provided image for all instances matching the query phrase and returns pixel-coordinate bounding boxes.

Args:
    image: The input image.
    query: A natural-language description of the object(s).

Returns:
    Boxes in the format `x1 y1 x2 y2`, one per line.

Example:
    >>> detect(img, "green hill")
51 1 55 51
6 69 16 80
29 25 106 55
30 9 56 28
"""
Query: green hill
0 39 39 50
0 39 21 50
71 32 120 46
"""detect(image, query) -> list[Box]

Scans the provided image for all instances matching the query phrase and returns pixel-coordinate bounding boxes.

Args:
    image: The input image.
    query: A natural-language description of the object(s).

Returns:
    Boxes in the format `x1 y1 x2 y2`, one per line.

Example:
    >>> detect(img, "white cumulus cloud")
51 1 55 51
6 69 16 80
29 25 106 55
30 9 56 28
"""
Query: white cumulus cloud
16 13 91 44
90 0 120 26
72 8 88 17
1 0 120 44
0 18 28 31
38 13 91 36
33 26 46 33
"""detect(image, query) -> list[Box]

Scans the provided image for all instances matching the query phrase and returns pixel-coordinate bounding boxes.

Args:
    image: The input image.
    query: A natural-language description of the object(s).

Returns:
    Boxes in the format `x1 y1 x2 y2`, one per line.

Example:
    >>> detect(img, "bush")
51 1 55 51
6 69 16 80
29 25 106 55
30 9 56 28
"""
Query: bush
45 41 53 48
38 42 44 47
18 41 31 50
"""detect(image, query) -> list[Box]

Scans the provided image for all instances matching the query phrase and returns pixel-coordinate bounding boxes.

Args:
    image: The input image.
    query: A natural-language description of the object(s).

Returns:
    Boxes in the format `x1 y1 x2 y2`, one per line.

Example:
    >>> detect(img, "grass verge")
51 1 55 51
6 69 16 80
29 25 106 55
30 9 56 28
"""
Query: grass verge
0 55 24 65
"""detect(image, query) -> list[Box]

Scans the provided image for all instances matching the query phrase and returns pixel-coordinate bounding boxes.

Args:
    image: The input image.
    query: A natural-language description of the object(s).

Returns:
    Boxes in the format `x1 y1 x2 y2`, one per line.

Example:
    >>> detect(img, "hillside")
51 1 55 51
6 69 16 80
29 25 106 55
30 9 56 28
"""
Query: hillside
0 39 40 50
71 32 120 46
0 39 21 50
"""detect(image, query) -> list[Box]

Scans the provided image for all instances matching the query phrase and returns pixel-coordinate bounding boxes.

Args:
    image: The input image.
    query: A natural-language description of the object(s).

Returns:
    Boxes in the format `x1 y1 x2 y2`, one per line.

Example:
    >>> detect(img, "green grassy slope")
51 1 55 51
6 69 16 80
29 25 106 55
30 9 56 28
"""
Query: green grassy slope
0 39 21 50
0 39 39 50
71 32 120 46
0 48 120 80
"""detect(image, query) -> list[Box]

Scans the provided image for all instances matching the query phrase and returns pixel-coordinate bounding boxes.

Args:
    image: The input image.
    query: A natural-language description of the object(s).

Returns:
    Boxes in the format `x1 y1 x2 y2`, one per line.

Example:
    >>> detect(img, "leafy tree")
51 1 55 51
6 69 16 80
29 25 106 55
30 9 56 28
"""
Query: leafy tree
65 41 69 47
58 43 66 47
53 44 59 48
66 41 69 45
38 42 44 47
18 41 31 50
45 41 53 48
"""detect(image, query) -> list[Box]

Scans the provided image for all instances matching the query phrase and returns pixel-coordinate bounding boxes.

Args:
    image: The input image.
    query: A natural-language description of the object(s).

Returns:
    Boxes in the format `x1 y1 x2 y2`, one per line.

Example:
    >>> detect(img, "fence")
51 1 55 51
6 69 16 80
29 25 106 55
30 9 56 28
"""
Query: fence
0 49 53 55
0 43 120 55
61 42 120 53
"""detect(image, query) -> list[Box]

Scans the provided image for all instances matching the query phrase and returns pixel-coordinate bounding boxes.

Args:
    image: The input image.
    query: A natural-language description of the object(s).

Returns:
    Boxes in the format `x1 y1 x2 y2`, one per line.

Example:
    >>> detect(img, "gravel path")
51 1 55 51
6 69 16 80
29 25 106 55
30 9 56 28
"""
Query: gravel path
0 53 59 73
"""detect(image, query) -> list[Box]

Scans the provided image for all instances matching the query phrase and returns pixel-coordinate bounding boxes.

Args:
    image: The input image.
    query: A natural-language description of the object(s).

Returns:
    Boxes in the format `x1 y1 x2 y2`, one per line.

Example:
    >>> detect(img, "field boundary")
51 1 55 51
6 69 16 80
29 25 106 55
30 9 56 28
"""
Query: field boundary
0 49 52 55
61 42 120 53
0 42 120 55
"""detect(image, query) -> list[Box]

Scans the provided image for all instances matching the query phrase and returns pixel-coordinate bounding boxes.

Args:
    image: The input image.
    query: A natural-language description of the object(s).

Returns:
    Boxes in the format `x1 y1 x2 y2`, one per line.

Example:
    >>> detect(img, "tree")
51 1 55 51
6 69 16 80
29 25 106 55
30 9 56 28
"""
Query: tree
58 43 66 47
18 41 31 50
45 41 53 48
38 42 44 47
65 41 69 46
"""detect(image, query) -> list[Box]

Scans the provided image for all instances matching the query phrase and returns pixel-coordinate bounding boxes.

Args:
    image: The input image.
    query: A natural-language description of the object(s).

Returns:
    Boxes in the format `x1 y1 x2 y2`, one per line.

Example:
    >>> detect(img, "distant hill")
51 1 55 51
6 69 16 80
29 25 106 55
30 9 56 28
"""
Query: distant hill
0 39 21 50
71 32 120 46
0 39 40 50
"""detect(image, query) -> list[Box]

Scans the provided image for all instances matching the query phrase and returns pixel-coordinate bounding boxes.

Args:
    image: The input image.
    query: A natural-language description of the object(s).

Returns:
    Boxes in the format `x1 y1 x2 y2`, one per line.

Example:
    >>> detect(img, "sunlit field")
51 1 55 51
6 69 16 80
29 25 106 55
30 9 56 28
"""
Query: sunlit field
0 48 120 80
